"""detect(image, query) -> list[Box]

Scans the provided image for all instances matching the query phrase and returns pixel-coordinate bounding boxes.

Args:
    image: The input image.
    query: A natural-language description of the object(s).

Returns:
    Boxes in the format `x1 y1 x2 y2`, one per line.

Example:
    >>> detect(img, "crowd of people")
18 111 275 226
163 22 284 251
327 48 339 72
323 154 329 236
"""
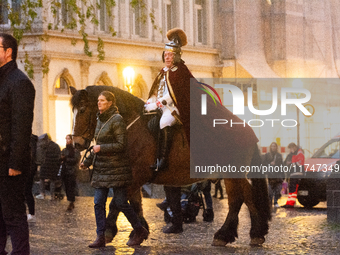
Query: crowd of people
262 142 305 208
0 29 307 254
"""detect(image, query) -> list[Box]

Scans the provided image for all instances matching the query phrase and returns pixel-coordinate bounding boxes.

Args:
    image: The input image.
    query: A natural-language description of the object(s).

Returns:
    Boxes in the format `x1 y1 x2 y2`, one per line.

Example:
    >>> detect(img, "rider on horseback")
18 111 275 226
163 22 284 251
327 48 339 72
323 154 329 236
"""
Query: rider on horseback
144 28 188 171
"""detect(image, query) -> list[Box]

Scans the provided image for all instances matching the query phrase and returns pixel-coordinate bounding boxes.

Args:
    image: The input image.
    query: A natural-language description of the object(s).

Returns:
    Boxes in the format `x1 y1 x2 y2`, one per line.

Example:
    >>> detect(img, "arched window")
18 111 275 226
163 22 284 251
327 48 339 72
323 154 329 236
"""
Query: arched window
55 76 69 95
95 71 113 87
133 74 147 99
53 69 75 146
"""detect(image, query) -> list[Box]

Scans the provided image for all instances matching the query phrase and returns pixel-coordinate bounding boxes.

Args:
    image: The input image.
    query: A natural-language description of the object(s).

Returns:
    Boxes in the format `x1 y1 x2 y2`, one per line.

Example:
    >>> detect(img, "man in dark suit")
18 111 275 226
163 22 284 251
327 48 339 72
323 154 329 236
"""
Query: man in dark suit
0 33 35 255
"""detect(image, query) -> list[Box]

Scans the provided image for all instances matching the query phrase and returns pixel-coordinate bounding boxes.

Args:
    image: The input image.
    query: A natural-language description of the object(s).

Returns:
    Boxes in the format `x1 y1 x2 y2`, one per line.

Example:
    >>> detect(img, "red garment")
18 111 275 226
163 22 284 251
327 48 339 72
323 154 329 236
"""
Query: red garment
291 148 305 166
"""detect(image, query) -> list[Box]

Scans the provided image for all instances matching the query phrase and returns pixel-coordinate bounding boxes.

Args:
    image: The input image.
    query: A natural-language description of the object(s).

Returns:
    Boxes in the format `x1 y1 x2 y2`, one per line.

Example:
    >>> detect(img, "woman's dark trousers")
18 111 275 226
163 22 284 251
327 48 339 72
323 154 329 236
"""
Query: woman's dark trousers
62 174 77 202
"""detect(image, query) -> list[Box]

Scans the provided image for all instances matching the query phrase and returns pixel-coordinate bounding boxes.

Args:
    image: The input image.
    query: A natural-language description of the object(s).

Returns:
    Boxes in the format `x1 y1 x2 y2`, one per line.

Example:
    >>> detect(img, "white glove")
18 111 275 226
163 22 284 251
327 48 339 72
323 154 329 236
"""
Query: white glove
146 98 155 104
144 102 157 112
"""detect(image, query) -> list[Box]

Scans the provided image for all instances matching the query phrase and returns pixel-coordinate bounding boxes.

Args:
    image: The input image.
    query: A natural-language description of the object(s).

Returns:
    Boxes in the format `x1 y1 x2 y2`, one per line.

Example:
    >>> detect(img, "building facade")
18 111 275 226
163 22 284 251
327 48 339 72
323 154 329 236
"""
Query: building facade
1 0 340 157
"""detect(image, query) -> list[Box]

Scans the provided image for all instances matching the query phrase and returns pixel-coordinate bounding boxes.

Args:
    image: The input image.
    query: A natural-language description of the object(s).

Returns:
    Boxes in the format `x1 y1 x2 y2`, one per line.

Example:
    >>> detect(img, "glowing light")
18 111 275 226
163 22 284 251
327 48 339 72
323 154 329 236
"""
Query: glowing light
123 67 135 93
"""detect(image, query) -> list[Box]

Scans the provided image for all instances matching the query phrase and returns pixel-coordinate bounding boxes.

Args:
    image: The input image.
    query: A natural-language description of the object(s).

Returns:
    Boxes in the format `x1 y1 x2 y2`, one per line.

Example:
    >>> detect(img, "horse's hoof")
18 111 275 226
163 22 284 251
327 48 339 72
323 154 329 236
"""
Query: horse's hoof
126 226 149 246
105 235 113 244
211 238 227 246
249 237 265 246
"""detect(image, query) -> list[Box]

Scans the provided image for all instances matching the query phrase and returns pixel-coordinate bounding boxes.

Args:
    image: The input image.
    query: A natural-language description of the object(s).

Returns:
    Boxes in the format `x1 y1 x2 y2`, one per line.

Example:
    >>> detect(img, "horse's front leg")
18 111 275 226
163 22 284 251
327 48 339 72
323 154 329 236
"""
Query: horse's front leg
243 178 270 246
128 188 149 238
105 187 149 243
105 204 119 243
212 178 244 246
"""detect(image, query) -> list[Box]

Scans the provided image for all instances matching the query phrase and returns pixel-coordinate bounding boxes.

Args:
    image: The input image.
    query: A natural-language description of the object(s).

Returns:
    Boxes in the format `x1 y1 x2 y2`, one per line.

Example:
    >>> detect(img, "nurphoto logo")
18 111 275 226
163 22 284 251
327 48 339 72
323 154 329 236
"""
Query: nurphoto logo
200 84 312 128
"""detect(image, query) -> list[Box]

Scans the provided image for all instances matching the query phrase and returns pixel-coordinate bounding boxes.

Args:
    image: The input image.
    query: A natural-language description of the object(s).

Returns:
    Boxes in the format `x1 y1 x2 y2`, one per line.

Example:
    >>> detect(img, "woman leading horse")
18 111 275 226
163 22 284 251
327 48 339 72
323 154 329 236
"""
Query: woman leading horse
71 83 271 247
80 91 149 247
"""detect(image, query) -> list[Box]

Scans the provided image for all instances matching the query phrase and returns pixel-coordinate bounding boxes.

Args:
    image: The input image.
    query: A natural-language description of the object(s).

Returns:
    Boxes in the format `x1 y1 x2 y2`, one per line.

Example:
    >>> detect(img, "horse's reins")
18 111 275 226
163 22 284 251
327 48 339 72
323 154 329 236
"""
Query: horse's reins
81 145 94 182
126 116 140 130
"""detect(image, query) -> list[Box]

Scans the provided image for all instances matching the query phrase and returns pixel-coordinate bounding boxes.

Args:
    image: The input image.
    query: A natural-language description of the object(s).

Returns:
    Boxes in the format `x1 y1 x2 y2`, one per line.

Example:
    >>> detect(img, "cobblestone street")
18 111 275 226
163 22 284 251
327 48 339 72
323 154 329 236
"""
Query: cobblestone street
5 194 340 254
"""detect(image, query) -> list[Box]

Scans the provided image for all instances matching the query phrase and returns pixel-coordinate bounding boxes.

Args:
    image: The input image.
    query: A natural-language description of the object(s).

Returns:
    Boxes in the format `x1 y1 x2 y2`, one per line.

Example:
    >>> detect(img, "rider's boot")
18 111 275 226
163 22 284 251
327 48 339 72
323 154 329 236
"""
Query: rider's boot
150 126 173 171
163 186 183 234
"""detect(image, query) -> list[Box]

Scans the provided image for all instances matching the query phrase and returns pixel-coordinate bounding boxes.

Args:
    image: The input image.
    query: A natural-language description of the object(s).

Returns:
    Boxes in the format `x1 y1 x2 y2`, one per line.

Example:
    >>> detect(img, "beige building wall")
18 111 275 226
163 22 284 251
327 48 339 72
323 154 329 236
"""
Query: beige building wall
216 0 340 156
13 0 220 147
3 0 340 155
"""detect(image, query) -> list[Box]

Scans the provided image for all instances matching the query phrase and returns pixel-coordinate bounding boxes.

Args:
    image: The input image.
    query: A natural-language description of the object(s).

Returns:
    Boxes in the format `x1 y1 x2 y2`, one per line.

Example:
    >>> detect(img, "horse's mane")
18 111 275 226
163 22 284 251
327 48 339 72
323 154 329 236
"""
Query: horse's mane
71 85 145 120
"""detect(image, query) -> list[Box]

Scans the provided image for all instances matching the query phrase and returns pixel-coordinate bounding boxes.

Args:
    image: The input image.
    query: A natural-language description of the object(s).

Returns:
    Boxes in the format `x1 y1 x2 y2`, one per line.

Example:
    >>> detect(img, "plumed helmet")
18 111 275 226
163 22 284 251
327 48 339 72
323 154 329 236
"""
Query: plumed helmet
163 28 187 63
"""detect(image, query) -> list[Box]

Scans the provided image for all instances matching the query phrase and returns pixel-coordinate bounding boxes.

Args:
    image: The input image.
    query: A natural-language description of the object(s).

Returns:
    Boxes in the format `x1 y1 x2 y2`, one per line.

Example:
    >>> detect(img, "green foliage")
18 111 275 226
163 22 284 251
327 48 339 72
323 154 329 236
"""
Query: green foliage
40 33 50 42
131 0 147 23
24 52 34 79
109 26 116 37
81 31 92 58
8 0 43 45
71 38 77 46
42 54 50 77
4 0 159 77
149 8 162 34
97 37 105 61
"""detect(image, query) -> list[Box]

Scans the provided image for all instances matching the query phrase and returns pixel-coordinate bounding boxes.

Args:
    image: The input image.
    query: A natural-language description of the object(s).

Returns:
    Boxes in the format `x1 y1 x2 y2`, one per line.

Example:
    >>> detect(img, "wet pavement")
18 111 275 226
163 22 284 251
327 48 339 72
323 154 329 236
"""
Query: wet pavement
5 193 340 254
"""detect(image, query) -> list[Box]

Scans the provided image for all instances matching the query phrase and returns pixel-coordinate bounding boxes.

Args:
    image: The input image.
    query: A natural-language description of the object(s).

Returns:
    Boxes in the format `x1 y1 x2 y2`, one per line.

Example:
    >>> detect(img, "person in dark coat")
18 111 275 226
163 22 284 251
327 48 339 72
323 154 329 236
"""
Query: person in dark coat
263 142 284 207
0 33 35 255
35 134 61 200
199 180 214 222
81 91 148 248
25 134 38 222
61 134 81 212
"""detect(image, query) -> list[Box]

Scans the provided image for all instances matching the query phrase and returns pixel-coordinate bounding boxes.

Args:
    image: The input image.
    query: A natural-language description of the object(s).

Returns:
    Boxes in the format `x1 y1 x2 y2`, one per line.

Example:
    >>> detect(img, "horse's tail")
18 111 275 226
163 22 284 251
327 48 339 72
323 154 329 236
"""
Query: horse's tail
249 145 271 237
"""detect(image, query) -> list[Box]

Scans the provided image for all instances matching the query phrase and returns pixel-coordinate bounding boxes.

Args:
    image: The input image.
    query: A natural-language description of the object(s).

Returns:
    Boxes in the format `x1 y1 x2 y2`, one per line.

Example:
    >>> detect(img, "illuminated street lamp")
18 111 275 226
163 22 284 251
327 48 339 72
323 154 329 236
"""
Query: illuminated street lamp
292 79 303 147
123 67 135 93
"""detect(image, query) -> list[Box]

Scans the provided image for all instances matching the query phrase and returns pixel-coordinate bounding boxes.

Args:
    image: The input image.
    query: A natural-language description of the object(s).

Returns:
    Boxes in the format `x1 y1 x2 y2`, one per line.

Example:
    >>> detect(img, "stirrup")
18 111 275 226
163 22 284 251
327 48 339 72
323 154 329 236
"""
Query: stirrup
150 158 160 171
156 158 168 171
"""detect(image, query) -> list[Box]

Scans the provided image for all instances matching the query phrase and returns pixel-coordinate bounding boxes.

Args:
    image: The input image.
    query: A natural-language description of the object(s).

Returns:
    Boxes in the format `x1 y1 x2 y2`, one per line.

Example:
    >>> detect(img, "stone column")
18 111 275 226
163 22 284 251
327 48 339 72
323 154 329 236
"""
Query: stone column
213 67 223 104
80 60 91 89
116 63 125 90
30 56 49 137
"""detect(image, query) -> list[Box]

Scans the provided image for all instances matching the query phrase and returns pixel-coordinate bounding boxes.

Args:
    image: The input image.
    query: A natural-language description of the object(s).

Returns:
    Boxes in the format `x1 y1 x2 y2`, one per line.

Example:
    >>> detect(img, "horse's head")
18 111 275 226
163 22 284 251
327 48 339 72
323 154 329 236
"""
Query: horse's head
70 87 97 151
